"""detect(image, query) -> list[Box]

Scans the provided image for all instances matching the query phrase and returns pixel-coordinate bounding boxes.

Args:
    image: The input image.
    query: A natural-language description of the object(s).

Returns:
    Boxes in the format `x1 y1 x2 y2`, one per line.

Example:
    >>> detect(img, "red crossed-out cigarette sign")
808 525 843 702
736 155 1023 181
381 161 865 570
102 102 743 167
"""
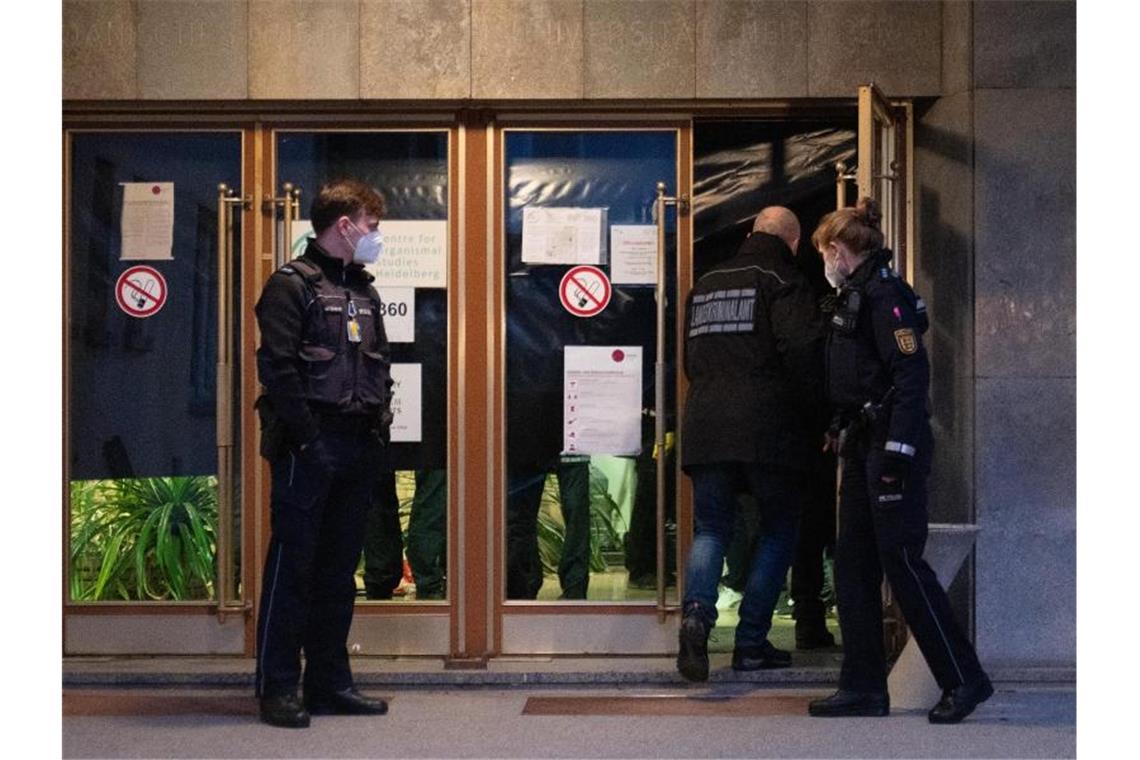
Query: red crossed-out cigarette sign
115 265 168 318
559 265 612 318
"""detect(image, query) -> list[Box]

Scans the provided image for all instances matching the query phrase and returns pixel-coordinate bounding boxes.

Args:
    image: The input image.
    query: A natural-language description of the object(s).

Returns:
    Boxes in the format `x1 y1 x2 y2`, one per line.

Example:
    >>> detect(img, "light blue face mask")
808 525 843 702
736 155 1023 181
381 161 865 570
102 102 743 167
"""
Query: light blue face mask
347 220 384 265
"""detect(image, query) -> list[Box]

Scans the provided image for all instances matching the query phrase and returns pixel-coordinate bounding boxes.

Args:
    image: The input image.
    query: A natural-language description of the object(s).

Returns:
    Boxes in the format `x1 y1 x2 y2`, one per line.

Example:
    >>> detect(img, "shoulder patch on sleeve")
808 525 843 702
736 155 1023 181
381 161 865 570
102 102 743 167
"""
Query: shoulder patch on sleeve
894 328 918 355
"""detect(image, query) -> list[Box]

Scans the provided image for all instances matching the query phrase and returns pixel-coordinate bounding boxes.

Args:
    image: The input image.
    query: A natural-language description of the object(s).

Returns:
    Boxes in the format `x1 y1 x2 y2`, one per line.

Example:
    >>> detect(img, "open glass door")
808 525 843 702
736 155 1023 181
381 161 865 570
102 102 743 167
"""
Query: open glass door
64 130 248 654
495 125 691 654
857 83 912 281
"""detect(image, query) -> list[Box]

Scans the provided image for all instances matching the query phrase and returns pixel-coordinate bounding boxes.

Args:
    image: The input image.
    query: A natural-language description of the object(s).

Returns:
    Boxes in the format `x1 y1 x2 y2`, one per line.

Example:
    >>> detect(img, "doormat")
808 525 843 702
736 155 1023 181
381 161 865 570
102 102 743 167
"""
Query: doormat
522 694 815 717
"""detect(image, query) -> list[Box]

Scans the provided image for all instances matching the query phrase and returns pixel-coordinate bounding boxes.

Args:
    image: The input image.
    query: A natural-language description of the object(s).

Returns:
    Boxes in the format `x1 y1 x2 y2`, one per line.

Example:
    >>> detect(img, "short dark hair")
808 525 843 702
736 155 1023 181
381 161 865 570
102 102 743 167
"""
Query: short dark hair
310 179 387 234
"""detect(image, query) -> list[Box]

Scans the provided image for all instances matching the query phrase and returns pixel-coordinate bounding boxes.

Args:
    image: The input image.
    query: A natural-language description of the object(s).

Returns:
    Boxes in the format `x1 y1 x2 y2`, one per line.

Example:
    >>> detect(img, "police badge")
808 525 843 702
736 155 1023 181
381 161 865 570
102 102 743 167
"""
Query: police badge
894 328 917 355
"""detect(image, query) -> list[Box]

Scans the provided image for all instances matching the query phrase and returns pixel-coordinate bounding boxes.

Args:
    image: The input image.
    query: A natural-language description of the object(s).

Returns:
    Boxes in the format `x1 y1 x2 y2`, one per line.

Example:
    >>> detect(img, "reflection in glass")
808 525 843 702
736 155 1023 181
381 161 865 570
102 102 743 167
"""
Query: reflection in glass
276 131 450 604
503 131 679 602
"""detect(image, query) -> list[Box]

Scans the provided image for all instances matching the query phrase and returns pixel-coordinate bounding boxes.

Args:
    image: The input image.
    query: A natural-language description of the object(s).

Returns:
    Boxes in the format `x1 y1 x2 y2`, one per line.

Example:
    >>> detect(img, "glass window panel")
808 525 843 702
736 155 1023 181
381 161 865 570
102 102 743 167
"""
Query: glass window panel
68 132 242 602
503 130 678 602
275 131 450 603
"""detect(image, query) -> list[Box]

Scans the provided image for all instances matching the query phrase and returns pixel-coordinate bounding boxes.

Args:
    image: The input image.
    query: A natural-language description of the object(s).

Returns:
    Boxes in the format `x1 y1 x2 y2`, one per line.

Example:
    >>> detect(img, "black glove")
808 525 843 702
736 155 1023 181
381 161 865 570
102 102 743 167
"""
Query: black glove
876 453 913 508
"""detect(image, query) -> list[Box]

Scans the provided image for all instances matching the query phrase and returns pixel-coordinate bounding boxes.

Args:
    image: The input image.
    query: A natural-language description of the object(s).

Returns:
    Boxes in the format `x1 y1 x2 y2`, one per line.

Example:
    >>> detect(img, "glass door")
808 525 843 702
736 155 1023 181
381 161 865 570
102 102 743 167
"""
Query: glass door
857 83 912 280
64 130 247 654
267 128 454 655
495 125 691 654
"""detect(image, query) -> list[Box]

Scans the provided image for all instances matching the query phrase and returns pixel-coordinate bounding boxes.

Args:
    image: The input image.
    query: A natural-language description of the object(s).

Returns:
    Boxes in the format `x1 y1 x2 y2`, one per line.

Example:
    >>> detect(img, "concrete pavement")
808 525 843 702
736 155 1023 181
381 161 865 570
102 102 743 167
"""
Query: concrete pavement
63 683 1075 759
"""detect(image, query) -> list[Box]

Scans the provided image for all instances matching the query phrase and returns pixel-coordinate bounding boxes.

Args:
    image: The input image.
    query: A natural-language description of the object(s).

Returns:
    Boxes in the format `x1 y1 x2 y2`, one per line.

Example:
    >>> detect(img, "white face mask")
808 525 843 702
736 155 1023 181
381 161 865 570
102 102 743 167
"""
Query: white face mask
345 220 384 265
824 256 845 289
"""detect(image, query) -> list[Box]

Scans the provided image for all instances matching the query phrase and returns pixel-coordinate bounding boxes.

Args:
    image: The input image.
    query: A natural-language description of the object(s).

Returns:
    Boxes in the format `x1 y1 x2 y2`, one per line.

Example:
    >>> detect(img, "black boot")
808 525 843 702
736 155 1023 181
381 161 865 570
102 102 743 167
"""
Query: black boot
808 689 890 717
928 675 994 724
676 605 711 682
259 693 311 728
732 640 792 670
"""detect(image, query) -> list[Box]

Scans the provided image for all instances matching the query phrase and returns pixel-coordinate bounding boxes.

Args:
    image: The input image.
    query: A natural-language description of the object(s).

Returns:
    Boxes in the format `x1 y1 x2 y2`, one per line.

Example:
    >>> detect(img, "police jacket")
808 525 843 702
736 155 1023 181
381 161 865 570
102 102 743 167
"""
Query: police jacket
827 249 930 466
256 241 394 447
681 231 827 471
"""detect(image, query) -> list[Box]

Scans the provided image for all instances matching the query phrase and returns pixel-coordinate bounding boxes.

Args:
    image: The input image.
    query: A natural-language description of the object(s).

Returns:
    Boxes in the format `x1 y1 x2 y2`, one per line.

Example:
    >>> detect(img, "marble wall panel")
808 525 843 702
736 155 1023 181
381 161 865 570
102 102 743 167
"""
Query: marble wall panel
472 0 584 99
974 0 1075 90
974 377 1075 666
249 0 360 99
64 0 137 99
137 0 248 100
807 0 940 97
361 0 471 99
695 0 807 98
974 88 1075 379
585 0 695 98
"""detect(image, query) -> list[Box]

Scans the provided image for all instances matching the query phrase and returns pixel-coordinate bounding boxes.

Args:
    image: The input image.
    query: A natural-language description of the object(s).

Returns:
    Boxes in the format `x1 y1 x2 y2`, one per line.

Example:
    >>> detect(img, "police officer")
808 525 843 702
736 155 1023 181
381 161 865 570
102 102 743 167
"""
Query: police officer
677 207 827 681
254 179 393 728
807 198 993 723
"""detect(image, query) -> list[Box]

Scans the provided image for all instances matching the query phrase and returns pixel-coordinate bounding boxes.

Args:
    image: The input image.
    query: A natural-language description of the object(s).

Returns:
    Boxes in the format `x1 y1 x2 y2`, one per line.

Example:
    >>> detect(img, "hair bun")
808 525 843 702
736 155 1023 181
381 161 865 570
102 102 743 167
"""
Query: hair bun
856 197 882 230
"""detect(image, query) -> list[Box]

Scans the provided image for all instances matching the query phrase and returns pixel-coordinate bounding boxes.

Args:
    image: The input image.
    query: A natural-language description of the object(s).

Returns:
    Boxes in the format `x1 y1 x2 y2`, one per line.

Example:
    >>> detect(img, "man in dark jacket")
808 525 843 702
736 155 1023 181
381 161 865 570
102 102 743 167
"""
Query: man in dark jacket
254 179 394 728
676 207 827 682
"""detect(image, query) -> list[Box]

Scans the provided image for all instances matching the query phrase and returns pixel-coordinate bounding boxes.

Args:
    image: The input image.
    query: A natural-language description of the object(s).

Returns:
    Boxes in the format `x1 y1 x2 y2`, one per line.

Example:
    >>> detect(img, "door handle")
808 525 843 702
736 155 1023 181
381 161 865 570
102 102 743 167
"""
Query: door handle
215 183 250 622
652 182 683 623
264 182 302 269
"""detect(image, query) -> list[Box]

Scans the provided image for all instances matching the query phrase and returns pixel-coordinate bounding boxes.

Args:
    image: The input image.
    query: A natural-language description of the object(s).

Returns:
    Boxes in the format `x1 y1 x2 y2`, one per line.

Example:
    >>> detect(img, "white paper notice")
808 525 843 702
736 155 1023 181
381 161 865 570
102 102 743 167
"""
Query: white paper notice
563 346 642 455
370 220 448 288
610 225 658 285
120 182 174 261
522 207 609 265
389 363 422 443
376 287 415 343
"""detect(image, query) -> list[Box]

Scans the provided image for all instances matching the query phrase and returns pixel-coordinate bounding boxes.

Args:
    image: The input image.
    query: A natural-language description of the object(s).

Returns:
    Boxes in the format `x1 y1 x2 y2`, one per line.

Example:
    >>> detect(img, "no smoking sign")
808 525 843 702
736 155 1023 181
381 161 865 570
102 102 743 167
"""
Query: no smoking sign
559 265 612 318
115 265 168 318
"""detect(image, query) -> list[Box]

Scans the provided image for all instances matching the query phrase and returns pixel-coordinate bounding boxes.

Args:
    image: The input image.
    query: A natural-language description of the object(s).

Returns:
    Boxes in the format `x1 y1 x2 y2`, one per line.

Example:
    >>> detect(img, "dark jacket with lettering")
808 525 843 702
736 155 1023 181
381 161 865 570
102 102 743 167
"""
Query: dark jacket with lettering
681 232 827 471
255 241 394 448
826 249 930 467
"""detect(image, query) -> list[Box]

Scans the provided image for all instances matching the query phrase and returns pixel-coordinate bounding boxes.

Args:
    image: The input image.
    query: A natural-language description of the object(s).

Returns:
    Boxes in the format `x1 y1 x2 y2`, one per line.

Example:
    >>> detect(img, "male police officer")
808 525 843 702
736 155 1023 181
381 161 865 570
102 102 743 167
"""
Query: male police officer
254 179 393 728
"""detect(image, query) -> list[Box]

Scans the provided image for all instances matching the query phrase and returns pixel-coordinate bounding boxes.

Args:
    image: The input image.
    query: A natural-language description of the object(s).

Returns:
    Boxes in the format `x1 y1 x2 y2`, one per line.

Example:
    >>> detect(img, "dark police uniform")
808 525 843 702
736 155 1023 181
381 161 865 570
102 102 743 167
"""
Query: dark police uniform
254 240 393 700
827 249 987 695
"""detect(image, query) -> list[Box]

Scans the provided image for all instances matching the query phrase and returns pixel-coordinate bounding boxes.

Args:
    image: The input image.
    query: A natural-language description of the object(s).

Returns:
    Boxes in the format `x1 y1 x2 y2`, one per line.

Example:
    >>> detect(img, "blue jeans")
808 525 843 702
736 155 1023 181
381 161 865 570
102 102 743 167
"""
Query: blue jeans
683 463 802 649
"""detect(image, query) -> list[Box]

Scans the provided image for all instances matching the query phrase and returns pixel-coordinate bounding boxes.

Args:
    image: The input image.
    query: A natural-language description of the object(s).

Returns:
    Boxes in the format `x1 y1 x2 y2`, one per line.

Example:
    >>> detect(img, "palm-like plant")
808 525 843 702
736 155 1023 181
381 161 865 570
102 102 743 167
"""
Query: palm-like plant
69 476 218 601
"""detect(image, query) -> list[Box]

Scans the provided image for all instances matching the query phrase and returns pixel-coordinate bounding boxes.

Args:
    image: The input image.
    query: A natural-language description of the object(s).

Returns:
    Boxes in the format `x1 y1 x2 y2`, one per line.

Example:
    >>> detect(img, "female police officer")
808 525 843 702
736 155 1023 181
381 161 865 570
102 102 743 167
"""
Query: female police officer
807 198 992 724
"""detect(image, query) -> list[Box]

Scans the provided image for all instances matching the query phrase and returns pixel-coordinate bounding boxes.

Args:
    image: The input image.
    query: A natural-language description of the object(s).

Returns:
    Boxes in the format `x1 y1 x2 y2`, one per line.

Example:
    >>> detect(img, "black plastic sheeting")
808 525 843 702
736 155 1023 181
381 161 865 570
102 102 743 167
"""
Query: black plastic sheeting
693 121 856 279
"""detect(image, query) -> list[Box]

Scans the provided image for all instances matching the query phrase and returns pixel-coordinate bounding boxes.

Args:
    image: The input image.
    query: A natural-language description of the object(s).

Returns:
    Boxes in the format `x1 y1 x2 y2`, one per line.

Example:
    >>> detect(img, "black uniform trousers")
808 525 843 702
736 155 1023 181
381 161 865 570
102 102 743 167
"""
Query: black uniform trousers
255 425 386 698
835 431 985 694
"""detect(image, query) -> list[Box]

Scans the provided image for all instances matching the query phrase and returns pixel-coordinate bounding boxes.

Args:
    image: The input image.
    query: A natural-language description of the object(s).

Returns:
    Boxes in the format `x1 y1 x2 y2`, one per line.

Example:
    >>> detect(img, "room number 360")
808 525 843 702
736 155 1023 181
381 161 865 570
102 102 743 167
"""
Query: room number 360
378 301 409 317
